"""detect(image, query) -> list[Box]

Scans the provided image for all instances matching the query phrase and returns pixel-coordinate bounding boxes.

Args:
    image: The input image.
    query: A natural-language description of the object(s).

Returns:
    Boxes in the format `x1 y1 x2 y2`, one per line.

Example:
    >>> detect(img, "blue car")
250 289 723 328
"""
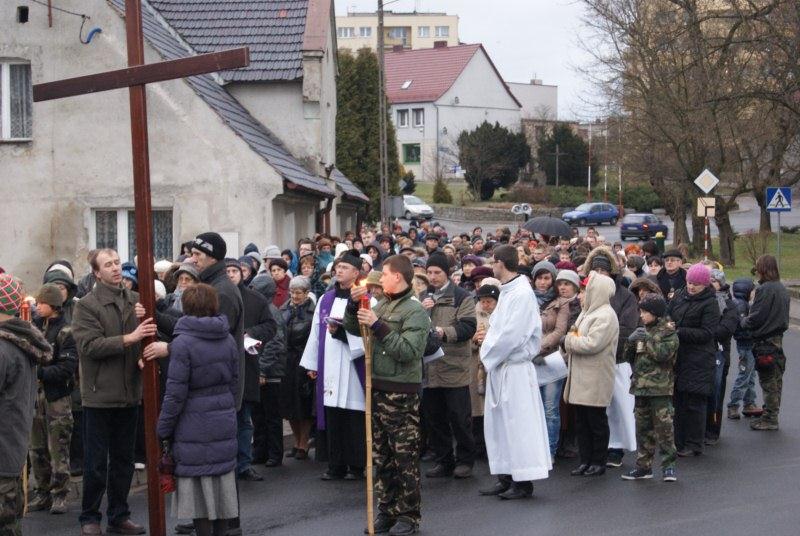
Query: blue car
561 202 619 226
619 213 669 240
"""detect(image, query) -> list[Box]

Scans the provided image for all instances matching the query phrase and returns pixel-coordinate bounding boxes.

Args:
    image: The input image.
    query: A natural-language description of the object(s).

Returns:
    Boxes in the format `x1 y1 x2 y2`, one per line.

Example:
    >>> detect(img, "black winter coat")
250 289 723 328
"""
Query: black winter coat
657 267 687 301
240 284 277 403
713 288 739 363
731 278 755 344
610 278 639 363
667 286 720 395
743 280 790 341
34 315 77 402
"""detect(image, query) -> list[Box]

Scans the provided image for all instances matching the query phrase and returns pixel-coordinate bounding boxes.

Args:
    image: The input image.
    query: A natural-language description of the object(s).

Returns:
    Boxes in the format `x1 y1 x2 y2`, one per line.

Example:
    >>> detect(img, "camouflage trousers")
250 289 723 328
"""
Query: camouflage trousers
634 395 676 472
756 336 786 425
29 391 73 500
0 477 23 536
372 391 421 523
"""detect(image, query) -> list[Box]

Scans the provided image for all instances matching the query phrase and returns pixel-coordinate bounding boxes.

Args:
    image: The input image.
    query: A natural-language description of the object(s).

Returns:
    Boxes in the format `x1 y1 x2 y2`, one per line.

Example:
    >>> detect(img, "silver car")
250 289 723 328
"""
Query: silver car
403 195 434 220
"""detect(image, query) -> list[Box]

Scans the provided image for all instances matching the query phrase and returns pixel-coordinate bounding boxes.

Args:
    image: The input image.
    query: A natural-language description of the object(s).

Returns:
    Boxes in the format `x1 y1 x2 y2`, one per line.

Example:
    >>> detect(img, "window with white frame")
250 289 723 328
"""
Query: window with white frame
359 26 372 37
93 209 174 262
396 109 409 128
388 27 408 39
417 26 430 38
412 108 424 128
0 61 32 140
435 26 449 37
337 27 355 38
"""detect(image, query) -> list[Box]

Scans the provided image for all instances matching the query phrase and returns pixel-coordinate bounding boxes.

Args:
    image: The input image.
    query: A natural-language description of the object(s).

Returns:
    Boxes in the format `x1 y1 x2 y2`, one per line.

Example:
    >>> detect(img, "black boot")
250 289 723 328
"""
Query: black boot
479 475 512 496
388 517 418 535
365 513 395 534
583 464 606 476
570 463 590 476
498 481 533 500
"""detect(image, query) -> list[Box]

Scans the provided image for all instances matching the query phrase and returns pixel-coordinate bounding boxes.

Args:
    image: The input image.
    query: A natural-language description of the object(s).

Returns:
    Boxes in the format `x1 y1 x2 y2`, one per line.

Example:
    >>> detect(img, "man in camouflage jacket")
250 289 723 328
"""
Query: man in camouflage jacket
623 295 680 482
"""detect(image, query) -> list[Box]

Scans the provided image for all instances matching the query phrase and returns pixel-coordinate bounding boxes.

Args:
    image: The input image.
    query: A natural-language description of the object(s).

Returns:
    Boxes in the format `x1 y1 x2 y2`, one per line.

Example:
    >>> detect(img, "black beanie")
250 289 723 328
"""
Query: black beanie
639 294 667 318
476 284 500 301
590 254 613 273
339 249 363 270
193 232 227 260
426 252 450 274
224 258 242 272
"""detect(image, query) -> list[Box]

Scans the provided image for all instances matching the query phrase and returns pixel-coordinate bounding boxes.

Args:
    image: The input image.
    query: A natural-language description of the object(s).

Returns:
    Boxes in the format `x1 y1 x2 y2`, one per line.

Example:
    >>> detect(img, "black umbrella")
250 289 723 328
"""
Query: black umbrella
522 216 572 238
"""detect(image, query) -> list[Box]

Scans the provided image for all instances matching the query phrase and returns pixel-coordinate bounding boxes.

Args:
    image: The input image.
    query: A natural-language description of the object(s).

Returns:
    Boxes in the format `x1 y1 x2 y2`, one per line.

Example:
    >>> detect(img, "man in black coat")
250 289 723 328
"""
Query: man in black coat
656 250 687 301
225 259 277 481
667 264 720 457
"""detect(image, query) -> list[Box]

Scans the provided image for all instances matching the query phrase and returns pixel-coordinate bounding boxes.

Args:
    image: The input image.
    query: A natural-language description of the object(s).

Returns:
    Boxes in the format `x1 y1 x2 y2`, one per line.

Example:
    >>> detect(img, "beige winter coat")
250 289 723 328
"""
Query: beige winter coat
563 272 619 407
539 295 573 355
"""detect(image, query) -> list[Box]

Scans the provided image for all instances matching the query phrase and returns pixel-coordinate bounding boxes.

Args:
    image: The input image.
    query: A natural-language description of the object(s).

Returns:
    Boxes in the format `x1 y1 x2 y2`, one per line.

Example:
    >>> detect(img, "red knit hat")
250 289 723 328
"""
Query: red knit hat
0 274 24 315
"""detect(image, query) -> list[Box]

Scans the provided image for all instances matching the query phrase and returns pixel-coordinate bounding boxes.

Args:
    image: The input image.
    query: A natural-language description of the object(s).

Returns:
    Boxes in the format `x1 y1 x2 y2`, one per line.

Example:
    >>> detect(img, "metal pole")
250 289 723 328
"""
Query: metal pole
777 212 782 271
555 143 559 188
377 0 389 225
603 124 608 202
125 1 165 534
587 123 592 201
704 216 709 261
618 164 623 217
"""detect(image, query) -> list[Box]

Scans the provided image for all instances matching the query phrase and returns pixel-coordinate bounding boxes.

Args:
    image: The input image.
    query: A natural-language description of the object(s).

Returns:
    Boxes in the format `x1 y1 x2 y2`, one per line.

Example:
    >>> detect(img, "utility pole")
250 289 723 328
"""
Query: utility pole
377 0 389 225
587 122 593 201
617 120 624 216
548 143 568 188
603 122 608 202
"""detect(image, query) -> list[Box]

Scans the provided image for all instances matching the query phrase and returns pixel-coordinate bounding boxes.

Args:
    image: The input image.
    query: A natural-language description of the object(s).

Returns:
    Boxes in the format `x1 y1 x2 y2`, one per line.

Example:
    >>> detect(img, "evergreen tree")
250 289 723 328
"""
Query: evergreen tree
536 124 596 187
457 121 531 200
336 49 401 222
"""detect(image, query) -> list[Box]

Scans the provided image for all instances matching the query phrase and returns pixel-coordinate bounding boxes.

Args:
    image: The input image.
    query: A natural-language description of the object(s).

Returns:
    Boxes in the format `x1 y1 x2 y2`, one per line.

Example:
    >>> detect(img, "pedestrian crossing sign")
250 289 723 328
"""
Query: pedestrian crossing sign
766 187 792 212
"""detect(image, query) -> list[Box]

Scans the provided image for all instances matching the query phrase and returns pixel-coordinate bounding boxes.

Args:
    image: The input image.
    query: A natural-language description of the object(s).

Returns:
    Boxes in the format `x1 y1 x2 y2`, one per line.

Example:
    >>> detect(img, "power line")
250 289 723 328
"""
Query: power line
28 0 90 19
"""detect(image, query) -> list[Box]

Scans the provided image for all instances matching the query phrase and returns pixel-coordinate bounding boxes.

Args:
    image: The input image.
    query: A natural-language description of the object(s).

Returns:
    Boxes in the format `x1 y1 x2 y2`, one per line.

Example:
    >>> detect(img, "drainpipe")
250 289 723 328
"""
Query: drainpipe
317 164 335 234
434 103 440 180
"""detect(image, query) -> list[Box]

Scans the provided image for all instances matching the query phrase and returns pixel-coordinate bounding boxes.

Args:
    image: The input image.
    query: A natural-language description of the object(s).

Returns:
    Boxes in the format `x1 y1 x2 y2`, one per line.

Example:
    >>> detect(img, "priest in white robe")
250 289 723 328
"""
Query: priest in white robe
479 245 552 500
300 251 367 480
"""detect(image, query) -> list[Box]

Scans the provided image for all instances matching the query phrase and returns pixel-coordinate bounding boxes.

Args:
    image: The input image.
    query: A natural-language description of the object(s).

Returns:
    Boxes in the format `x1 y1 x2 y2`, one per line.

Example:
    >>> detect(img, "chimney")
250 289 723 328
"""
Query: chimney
433 40 447 49
392 44 404 52
530 79 543 85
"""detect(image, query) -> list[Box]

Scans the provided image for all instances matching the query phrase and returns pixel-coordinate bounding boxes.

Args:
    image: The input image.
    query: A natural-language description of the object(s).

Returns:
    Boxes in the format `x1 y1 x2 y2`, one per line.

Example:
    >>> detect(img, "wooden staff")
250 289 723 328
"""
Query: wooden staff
359 293 375 535
20 298 32 515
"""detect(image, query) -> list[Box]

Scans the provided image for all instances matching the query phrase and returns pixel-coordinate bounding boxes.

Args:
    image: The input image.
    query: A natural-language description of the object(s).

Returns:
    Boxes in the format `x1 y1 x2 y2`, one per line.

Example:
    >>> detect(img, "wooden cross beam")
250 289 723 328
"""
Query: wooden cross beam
32 2 249 535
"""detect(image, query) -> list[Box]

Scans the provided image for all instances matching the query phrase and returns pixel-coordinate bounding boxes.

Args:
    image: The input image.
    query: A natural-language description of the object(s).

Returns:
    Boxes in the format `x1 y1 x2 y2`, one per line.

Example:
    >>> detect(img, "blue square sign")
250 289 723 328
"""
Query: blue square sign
766 187 792 212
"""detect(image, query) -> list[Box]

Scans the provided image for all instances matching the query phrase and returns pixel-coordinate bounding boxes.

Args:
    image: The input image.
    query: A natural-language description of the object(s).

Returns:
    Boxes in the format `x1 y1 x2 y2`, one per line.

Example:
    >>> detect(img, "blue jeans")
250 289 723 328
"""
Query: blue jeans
728 344 757 408
539 378 565 457
79 406 138 526
236 402 254 474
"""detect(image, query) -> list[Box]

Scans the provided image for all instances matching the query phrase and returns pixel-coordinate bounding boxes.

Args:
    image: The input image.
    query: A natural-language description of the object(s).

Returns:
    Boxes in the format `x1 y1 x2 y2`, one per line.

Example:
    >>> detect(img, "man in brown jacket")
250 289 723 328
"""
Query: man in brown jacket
422 253 477 479
71 249 156 536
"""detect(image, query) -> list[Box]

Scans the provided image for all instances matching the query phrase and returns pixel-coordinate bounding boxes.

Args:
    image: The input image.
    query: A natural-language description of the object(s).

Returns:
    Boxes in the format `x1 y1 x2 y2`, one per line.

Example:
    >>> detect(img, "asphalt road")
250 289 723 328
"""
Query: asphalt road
405 196 800 243
25 328 800 536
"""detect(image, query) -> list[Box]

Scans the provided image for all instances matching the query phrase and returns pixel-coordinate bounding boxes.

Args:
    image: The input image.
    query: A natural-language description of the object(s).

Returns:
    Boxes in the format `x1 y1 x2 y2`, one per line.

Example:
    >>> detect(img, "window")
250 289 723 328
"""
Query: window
435 26 449 37
396 109 409 128
337 27 354 38
359 26 372 37
401 80 413 90
417 26 430 38
93 209 174 262
1 61 32 140
403 143 421 164
388 27 408 39
412 108 424 127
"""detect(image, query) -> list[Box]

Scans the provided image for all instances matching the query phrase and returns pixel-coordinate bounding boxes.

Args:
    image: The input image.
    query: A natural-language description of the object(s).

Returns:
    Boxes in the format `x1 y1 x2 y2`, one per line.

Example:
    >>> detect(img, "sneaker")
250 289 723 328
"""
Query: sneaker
606 454 623 468
727 406 741 420
27 493 52 512
663 467 677 482
621 468 653 480
750 419 778 431
49 496 68 515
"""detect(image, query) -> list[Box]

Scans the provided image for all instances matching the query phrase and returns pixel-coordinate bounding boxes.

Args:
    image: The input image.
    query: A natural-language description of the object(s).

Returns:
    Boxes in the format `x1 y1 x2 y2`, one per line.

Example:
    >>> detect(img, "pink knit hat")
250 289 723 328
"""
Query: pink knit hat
686 263 711 286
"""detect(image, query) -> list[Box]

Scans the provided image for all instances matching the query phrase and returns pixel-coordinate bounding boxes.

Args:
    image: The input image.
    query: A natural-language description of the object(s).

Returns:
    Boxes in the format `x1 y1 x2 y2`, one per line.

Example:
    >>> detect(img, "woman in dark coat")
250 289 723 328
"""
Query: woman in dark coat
278 276 317 460
666 264 720 457
157 284 239 536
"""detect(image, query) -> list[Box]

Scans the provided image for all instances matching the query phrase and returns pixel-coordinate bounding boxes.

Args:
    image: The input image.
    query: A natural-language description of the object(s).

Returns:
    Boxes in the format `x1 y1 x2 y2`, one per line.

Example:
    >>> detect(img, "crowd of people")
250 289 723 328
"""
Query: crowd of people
0 218 791 536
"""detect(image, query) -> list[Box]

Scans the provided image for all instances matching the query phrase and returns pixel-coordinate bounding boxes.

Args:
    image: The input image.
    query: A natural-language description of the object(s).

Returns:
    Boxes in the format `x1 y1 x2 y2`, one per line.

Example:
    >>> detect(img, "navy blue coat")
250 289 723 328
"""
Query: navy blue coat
157 315 239 477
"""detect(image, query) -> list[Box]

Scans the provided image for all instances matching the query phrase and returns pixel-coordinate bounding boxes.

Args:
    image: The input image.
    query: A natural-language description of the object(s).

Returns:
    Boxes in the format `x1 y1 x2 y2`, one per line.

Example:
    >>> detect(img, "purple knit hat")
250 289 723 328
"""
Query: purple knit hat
686 263 711 286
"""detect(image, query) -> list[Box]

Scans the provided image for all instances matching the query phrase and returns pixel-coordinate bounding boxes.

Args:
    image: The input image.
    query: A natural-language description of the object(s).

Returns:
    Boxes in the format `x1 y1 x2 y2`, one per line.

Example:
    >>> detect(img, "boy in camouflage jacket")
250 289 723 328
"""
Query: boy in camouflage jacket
622 294 680 482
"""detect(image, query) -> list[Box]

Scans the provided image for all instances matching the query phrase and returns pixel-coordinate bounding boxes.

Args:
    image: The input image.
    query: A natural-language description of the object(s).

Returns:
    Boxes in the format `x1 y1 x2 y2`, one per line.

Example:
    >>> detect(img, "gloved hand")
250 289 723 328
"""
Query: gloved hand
628 327 648 342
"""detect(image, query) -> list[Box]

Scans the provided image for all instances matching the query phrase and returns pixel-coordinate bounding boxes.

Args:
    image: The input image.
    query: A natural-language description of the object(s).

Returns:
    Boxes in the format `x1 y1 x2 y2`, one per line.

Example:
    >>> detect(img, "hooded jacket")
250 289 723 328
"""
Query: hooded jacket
564 272 619 407
424 283 477 388
0 318 52 476
33 314 77 402
584 247 639 364
156 315 239 477
731 278 755 344
629 277 663 299
667 286 720 394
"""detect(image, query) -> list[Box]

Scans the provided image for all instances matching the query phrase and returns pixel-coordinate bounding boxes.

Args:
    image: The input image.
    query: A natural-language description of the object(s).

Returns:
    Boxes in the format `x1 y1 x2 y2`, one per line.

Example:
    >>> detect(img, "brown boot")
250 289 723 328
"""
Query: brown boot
727 406 740 420
81 523 104 536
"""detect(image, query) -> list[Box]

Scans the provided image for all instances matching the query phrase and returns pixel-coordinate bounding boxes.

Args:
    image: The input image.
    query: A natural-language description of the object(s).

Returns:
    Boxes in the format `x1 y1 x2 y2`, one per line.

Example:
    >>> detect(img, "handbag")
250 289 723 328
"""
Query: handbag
752 341 782 372
157 440 176 493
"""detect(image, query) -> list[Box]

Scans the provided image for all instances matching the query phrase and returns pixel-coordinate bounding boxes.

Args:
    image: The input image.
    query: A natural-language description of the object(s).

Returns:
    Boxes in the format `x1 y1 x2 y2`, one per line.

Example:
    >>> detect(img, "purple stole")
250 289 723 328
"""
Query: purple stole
315 288 366 430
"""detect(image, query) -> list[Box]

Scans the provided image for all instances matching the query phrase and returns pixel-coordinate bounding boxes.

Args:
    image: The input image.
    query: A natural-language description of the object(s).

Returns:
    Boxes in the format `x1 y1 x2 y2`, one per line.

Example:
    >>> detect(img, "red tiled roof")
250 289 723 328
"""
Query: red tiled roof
385 44 520 106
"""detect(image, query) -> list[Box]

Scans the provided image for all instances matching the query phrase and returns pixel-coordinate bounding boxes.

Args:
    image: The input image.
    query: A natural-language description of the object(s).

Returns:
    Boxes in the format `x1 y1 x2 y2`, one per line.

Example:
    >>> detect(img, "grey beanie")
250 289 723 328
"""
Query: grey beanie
532 260 557 280
710 269 726 287
555 269 580 289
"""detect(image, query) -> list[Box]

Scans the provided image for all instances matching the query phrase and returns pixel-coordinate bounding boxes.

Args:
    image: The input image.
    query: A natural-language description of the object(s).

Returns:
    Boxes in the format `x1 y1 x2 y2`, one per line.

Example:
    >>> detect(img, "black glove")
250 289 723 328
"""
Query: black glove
628 327 648 342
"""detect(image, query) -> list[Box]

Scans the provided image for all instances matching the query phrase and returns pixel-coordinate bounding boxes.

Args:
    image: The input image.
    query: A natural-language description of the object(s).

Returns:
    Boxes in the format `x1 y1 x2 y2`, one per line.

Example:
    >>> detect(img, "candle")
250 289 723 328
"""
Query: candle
20 296 33 322
360 294 371 310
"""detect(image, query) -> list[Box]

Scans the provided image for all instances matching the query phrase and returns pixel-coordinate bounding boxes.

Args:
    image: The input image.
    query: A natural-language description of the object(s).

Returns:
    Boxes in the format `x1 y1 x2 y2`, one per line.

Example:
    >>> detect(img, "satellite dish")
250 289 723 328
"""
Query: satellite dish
521 204 532 215
511 204 522 215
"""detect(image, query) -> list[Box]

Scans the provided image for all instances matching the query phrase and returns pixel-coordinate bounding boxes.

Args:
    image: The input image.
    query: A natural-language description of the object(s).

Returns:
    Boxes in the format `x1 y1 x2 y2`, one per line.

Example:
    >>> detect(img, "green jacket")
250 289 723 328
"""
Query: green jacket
344 287 430 392
625 318 679 397
71 281 142 408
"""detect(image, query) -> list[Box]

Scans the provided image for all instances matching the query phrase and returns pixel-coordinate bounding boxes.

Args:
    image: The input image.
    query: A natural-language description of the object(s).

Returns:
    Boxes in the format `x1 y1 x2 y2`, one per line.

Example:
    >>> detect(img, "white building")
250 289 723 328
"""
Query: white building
1 0 366 284
507 80 558 120
385 43 522 182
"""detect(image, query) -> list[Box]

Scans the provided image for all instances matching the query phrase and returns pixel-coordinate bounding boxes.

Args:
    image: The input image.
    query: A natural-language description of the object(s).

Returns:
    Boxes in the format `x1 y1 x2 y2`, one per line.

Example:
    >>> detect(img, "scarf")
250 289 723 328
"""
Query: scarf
534 286 556 308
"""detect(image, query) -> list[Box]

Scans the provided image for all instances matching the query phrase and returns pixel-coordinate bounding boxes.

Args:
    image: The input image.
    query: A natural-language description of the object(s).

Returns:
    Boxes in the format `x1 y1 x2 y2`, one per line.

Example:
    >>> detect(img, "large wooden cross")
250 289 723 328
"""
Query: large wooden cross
33 2 249 535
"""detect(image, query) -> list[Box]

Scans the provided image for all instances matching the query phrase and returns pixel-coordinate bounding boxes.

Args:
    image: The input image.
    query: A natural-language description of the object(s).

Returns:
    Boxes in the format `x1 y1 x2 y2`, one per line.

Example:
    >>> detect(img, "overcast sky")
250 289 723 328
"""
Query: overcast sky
334 0 598 121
